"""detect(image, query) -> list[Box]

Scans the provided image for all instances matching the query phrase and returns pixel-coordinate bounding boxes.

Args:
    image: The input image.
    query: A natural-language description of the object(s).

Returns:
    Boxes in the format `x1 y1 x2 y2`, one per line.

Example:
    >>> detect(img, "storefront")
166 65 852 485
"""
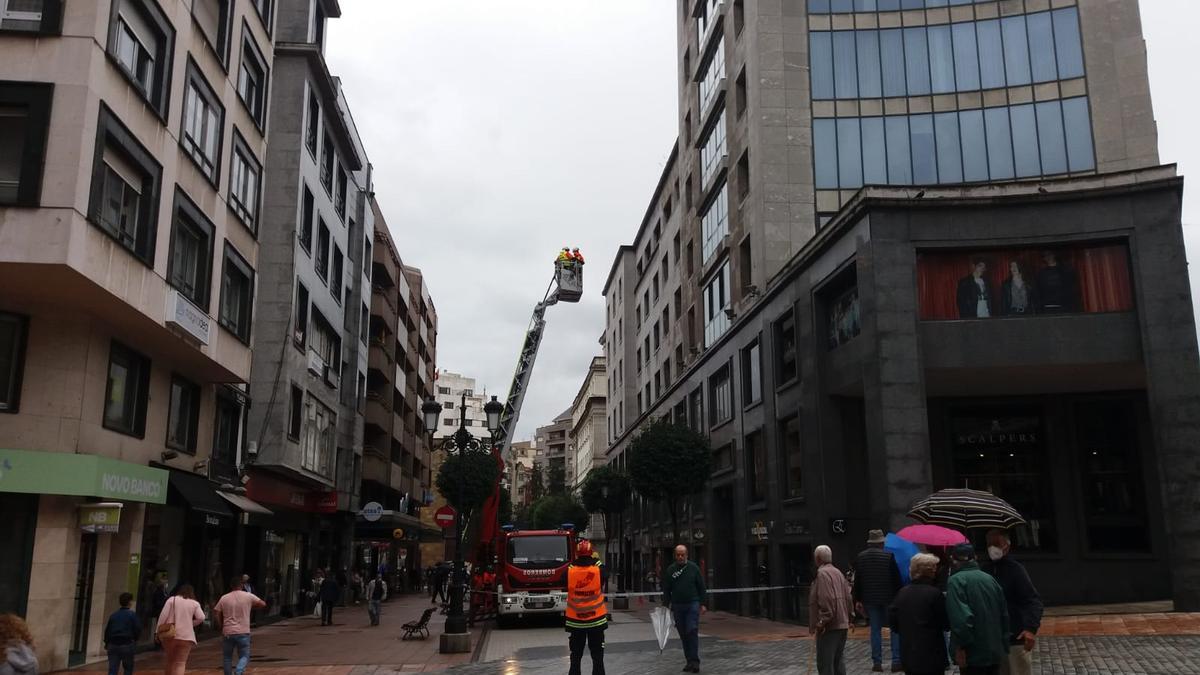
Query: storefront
353 504 438 595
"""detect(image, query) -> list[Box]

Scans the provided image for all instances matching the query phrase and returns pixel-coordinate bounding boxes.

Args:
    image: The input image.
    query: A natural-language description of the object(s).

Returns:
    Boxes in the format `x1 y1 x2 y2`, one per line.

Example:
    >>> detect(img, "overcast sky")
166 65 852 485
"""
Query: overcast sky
326 1 1199 443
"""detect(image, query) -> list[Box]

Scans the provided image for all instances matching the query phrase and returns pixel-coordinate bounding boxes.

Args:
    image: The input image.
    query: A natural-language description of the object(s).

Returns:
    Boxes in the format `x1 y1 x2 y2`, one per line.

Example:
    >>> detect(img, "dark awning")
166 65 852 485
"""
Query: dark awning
167 470 234 518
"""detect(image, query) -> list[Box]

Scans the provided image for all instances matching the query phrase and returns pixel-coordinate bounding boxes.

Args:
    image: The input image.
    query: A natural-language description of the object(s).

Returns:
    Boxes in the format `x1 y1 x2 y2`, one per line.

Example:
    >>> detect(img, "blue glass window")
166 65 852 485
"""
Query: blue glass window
984 106 1015 180
904 27 931 95
811 32 835 100
854 0 878 10
809 0 831 11
976 20 1006 90
1053 8 1085 79
885 116 912 184
935 112 963 183
857 30 883 99
910 114 937 184
880 29 907 98
837 118 863 188
814 118 839 189
952 22 980 92
959 109 988 182
1036 100 1067 175
861 117 887 184
1010 103 1040 177
878 0 900 8
831 0 854 11
1062 97 1095 172
901 0 924 8
1002 16 1032 86
1027 12 1058 83
833 32 859 99
928 25 956 94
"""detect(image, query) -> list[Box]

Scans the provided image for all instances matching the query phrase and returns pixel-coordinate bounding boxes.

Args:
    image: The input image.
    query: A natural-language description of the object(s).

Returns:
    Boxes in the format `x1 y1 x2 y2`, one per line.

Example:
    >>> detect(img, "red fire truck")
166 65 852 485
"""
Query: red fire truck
493 525 577 626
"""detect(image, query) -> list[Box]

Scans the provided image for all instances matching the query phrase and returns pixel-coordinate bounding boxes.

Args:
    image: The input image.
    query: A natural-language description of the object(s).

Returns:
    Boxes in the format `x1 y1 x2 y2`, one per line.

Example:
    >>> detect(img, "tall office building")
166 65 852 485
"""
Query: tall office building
606 0 1200 616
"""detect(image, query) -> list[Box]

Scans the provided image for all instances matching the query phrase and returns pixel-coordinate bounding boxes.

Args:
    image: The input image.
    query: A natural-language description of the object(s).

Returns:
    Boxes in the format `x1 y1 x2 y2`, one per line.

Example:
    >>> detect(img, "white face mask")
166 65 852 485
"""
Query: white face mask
987 546 1005 561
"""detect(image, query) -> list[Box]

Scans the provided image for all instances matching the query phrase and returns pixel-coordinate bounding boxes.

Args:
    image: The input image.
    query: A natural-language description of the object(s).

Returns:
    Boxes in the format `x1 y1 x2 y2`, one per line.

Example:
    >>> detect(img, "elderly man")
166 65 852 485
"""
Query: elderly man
985 530 1043 675
855 529 903 672
889 553 950 675
809 545 853 675
662 544 706 673
947 544 1009 675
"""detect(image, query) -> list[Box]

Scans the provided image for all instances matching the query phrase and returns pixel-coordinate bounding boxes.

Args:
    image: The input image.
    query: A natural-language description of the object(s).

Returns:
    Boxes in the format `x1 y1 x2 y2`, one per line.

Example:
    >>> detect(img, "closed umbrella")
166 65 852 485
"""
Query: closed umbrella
651 605 674 654
884 533 919 585
896 524 969 547
907 488 1025 530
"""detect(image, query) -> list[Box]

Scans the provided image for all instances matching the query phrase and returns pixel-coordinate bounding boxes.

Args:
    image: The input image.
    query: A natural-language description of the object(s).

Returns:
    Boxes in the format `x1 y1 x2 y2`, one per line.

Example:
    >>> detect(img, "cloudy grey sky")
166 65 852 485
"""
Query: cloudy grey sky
327 1 1199 443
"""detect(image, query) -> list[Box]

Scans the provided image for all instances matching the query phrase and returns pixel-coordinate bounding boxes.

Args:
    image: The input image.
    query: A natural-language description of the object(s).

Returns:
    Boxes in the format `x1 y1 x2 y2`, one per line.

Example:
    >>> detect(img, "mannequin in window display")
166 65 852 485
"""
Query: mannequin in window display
1034 251 1080 313
1001 260 1036 315
956 258 994 318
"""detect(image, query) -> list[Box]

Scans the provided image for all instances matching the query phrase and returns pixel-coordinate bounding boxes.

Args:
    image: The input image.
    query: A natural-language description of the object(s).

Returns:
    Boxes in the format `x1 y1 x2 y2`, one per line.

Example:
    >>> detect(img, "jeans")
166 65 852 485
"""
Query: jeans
866 604 901 666
221 633 251 675
567 626 606 675
106 643 135 675
368 599 382 625
671 601 701 665
816 628 847 675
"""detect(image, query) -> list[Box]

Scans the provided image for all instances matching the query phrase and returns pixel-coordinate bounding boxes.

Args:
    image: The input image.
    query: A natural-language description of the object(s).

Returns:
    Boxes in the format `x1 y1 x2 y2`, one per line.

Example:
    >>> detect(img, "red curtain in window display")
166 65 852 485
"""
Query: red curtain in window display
917 243 1133 320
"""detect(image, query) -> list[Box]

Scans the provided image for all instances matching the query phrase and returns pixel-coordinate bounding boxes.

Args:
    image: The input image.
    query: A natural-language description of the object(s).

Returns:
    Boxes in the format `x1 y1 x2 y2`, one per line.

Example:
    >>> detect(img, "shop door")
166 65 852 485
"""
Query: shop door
748 544 770 618
69 533 98 665
781 544 813 623
710 486 736 612
0 493 37 616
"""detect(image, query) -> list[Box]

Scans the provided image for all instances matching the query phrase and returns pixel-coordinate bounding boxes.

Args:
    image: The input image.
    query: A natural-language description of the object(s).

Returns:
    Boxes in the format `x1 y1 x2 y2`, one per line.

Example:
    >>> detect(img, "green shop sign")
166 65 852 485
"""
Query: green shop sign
0 449 168 504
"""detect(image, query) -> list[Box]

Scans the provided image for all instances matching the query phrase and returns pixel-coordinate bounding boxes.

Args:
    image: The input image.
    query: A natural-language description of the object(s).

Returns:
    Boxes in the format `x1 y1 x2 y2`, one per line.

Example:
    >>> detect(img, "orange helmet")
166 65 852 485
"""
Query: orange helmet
576 539 593 557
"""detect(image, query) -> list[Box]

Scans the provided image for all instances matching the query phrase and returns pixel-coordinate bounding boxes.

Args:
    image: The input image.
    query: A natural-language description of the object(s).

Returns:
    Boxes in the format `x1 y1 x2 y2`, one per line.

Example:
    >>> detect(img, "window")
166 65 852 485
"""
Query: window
305 89 319 158
288 384 303 440
300 395 335 476
773 309 797 385
703 262 731 347
181 60 224 184
167 187 215 310
249 0 272 33
733 0 744 36
88 103 162 264
746 431 765 503
0 82 52 206
330 245 343 302
0 312 28 412
780 414 802 499
709 364 732 427
299 184 314 251
219 242 254 343
359 302 368 345
700 182 729 264
310 311 340 371
293 280 308 347
699 109 727 187
315 218 330 281
1075 399 1150 552
192 0 231 64
237 27 269 129
688 388 703 432
312 0 325 46
212 390 241 465
166 375 200 453
107 0 172 116
698 40 725 114
712 443 733 473
335 164 347 219
103 341 150 437
1 0 63 33
363 235 373 276
321 131 334 194
742 339 761 405
229 131 261 232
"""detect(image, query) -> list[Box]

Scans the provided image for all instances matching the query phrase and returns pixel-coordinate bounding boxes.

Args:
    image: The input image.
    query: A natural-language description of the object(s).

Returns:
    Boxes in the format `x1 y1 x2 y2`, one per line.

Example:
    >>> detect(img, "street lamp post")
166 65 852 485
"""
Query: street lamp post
421 394 505 653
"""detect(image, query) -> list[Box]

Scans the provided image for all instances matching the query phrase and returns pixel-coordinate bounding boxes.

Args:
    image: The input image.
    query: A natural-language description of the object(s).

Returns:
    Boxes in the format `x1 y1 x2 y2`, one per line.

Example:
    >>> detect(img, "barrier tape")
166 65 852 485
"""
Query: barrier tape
465 584 798 598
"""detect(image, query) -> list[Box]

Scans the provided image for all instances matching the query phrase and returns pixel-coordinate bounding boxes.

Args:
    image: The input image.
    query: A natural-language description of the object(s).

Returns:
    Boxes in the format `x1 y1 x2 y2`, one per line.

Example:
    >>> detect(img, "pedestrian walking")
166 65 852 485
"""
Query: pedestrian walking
985 530 1043 675
946 543 1009 675
809 545 853 675
156 584 205 675
0 614 37 675
350 570 364 605
854 529 904 672
431 563 450 605
366 574 388 626
565 539 607 675
662 544 706 673
103 592 141 675
147 573 168 648
318 572 341 626
212 578 266 675
888 554 949 675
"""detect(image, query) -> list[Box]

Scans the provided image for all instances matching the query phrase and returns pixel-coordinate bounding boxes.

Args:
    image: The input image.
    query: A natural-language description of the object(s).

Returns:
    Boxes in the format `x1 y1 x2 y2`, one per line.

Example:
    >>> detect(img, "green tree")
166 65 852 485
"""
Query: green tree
529 494 590 532
547 463 567 496
579 466 632 557
627 418 711 544
529 465 545 501
436 450 501 520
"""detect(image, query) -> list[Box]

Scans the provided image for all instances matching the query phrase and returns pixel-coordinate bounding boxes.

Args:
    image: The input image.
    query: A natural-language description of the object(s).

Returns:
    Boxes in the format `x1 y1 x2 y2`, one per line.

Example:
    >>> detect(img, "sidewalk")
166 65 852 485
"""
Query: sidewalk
51 593 474 675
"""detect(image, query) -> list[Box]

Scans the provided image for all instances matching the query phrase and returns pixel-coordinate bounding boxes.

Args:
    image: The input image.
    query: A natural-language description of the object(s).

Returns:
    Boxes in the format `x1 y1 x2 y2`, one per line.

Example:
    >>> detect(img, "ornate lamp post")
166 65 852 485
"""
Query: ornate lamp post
421 394 505 652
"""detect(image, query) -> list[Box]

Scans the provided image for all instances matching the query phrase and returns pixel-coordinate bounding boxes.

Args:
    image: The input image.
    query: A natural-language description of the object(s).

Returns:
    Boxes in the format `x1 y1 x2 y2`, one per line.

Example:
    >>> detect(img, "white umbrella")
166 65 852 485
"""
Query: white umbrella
650 606 674 654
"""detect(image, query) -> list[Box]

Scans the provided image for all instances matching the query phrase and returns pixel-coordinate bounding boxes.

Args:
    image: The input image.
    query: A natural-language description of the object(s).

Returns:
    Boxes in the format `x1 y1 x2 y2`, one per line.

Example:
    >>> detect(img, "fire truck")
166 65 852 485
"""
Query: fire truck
493 524 577 626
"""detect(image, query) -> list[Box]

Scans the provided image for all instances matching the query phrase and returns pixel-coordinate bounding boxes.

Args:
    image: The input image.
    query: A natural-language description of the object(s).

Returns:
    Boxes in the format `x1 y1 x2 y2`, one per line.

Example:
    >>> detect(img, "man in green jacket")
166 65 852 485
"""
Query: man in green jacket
946 543 1010 675
662 544 707 673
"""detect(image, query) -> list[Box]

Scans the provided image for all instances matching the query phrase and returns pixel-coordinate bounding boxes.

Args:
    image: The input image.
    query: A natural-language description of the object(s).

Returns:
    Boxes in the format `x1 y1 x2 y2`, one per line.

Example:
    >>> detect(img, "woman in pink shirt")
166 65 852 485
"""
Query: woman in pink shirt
156 584 205 675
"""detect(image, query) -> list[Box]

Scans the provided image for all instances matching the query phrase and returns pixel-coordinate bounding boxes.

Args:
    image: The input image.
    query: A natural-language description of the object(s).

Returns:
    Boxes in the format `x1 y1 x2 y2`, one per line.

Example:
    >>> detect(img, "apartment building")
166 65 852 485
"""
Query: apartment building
569 355 608 489
606 0 1200 617
508 439 537 506
534 408 574 491
0 0 272 667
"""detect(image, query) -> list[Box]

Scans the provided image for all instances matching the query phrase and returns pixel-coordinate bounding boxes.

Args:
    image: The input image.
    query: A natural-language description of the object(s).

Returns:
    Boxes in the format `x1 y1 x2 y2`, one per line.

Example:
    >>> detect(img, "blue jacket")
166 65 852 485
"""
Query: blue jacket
104 607 141 646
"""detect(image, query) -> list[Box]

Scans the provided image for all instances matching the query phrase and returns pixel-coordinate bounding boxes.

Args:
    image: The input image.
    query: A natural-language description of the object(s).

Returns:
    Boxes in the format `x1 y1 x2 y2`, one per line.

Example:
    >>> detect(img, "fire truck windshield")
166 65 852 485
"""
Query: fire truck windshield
508 535 569 567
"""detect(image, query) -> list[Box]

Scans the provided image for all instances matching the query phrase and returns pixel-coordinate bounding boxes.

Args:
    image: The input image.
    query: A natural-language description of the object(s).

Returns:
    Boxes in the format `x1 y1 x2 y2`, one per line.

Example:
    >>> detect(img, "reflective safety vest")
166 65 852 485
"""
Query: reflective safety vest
565 563 608 629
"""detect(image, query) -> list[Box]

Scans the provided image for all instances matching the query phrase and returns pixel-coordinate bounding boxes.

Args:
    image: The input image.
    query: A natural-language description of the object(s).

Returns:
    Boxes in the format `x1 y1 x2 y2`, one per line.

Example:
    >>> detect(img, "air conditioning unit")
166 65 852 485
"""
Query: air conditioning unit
307 350 324 375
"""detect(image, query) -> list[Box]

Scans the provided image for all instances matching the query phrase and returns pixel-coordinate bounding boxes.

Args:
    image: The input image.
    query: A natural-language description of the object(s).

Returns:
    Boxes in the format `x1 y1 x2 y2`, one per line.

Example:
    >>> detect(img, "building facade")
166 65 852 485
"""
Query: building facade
0 0 272 667
508 439 537 507
606 0 1194 618
534 408 574 492
569 355 608 490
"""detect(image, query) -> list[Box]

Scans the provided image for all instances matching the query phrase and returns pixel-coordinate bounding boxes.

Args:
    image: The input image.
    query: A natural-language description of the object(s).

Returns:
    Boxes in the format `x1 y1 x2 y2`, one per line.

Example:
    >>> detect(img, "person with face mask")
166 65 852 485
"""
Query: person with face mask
984 530 1043 675
946 544 1009 675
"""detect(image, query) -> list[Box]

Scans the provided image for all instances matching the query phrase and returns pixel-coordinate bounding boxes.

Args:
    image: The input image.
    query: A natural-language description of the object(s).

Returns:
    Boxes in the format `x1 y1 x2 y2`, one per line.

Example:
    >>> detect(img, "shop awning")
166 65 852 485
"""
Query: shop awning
0 448 167 504
167 470 234 518
217 491 273 515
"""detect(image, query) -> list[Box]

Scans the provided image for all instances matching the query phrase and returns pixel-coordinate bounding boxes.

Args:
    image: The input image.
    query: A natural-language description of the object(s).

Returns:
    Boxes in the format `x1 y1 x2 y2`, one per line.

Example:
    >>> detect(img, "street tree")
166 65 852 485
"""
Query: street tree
547 463 567 496
529 464 545 501
579 466 632 558
529 494 590 532
435 450 501 533
627 418 711 544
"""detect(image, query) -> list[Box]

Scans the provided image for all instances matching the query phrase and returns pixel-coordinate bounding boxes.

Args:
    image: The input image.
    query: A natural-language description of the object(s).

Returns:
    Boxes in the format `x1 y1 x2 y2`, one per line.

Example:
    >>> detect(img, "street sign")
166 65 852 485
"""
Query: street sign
361 501 384 522
435 505 456 528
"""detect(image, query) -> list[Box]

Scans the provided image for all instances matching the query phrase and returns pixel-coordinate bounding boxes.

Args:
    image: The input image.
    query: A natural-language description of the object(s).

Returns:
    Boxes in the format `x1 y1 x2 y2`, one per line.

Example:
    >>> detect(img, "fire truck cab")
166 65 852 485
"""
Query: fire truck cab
495 525 577 624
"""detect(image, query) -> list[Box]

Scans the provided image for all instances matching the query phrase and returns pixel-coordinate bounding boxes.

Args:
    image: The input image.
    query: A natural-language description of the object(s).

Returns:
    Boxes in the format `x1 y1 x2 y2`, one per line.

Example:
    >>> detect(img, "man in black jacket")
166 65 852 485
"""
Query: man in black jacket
855 529 904 672
985 530 1043 675
889 553 949 675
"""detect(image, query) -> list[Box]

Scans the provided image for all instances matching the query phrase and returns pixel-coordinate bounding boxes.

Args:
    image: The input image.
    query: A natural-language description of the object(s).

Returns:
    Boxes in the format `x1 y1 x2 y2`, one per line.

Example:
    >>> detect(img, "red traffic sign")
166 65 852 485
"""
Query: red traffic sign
435 505 457 528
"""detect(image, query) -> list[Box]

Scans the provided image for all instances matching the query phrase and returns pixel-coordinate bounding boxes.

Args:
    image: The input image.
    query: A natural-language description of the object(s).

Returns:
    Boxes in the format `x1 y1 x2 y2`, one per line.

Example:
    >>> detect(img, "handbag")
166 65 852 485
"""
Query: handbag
155 596 177 642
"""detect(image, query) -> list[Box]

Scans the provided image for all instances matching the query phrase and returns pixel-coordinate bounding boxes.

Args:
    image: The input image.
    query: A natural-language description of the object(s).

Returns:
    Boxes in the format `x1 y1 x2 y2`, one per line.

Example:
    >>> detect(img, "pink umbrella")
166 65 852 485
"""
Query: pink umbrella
896 524 968 547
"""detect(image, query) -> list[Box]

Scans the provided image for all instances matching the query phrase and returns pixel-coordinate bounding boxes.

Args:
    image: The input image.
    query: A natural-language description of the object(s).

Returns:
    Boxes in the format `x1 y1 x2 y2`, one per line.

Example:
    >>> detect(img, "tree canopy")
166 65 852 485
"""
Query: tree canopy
528 464 545 501
435 449 501 516
529 494 590 532
546 463 567 496
627 418 711 543
579 465 632 517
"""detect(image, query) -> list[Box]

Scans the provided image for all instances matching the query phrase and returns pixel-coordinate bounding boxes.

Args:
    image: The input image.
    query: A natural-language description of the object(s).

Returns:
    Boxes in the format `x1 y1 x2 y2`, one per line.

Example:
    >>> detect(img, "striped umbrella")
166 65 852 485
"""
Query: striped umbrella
907 488 1025 530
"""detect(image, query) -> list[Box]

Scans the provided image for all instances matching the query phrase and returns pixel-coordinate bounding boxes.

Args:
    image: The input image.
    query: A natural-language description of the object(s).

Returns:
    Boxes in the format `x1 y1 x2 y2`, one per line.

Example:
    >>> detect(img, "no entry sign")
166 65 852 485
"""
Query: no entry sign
435 505 456 528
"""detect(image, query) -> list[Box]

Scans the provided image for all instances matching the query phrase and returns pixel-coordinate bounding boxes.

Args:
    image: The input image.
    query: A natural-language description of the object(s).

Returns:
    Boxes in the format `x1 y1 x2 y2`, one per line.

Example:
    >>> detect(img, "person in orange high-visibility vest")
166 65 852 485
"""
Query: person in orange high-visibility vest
565 539 607 675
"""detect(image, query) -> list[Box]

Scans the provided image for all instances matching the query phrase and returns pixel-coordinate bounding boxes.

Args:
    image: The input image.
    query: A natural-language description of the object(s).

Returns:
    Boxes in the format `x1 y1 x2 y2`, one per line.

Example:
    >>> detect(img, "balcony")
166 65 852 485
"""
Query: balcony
368 340 393 374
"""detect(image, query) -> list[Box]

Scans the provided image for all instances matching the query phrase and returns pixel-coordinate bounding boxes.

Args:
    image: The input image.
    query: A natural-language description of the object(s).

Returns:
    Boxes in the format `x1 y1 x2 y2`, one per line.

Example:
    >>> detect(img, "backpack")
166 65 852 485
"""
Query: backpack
371 579 385 600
